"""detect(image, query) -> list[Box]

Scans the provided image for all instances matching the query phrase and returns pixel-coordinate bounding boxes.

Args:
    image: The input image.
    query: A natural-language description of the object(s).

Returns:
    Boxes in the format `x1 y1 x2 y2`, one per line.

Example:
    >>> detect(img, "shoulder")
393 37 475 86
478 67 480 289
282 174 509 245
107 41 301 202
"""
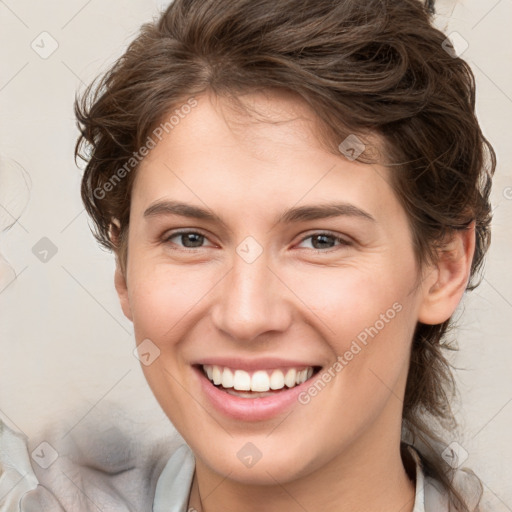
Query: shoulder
0 404 184 511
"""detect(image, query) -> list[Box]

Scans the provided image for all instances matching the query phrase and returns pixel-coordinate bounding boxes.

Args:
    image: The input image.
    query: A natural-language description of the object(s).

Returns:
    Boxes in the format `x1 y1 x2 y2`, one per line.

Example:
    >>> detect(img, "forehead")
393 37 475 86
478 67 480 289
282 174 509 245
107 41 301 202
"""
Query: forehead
131 90 399 224
144 89 334 169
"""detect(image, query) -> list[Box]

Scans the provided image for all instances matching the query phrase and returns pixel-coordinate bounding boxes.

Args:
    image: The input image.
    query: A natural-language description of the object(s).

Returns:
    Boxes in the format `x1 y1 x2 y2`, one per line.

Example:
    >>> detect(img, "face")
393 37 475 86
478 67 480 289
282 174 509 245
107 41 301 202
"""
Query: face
116 89 435 485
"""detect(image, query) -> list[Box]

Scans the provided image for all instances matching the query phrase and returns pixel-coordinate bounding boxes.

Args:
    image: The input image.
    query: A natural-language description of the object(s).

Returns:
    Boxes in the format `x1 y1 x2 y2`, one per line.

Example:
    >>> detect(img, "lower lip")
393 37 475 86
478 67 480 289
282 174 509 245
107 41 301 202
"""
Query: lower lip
193 366 317 422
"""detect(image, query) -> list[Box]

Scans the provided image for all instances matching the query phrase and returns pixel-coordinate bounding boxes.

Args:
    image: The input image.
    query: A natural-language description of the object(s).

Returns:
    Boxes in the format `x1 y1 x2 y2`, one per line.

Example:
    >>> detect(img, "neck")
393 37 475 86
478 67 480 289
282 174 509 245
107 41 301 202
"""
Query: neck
188 416 416 512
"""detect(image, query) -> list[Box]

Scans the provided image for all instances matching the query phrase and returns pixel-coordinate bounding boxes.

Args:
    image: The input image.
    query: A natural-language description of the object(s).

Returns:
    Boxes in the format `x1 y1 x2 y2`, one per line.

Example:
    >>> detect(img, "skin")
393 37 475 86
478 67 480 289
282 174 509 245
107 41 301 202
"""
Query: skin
114 89 475 512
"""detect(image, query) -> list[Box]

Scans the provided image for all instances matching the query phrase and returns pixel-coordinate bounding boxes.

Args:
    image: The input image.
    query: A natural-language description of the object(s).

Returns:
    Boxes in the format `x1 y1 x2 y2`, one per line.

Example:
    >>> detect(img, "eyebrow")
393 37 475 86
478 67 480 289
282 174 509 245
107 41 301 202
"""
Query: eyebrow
143 200 376 226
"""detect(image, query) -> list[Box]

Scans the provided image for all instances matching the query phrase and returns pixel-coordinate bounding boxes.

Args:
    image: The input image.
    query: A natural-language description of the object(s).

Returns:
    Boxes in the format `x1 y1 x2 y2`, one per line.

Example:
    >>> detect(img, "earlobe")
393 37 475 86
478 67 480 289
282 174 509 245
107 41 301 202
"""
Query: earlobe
417 221 476 325
114 260 133 322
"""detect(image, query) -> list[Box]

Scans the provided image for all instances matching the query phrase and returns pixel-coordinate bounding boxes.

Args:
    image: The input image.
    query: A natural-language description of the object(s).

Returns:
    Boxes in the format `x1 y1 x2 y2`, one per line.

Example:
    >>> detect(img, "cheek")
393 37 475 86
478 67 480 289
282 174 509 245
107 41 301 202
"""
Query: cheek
127 260 214 343
289 261 416 344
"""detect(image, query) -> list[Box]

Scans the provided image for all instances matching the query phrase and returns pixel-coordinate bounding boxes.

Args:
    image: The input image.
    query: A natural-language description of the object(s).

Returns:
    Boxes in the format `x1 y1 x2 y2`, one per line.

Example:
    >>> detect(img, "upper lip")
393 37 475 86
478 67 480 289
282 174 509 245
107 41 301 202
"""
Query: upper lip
192 357 322 372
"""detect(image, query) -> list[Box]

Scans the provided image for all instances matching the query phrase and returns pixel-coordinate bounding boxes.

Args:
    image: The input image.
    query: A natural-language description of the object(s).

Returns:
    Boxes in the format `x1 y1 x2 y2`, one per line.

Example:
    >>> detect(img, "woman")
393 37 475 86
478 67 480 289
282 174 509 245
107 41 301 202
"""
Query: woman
0 0 496 510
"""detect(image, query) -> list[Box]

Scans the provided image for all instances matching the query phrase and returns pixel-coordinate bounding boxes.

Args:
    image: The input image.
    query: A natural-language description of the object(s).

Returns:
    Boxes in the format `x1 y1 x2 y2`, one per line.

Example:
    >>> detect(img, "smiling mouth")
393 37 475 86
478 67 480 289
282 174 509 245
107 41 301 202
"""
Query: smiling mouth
198 364 322 398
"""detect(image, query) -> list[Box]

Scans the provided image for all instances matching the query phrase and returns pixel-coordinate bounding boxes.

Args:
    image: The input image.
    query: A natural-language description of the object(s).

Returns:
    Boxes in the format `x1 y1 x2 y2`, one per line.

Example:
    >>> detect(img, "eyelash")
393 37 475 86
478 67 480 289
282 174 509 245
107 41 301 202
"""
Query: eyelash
162 229 352 252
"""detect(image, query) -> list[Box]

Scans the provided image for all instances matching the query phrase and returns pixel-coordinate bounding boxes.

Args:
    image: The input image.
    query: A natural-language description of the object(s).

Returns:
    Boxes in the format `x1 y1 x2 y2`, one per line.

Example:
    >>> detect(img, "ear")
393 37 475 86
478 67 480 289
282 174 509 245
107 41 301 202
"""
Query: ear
110 218 133 322
114 257 133 322
417 221 476 325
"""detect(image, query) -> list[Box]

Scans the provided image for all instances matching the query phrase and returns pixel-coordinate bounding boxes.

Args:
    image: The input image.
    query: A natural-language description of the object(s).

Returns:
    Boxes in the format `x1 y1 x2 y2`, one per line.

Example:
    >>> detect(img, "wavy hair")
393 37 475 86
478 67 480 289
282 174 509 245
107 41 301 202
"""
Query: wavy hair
74 1 496 509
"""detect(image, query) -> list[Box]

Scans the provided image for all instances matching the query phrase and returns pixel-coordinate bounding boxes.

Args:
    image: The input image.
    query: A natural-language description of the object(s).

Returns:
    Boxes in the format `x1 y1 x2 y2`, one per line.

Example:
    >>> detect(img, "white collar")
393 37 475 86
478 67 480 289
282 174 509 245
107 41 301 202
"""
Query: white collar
153 444 195 512
406 444 450 511
153 443 449 512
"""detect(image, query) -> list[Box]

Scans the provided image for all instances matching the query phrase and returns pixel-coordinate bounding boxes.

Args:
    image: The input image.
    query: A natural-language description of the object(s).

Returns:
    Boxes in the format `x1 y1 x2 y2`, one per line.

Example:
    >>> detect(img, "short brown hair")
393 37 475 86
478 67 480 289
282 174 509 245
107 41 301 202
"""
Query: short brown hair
74 1 496 509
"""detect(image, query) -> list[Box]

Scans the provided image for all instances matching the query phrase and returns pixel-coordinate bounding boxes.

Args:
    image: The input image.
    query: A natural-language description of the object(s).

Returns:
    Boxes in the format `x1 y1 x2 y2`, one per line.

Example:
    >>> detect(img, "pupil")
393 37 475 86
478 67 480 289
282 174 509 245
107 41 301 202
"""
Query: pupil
183 233 203 248
313 234 333 249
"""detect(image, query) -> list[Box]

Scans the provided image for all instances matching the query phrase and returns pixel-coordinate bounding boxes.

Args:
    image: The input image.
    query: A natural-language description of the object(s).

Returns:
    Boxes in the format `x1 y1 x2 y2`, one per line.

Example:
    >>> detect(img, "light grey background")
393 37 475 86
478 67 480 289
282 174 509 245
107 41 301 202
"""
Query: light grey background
0 0 511 509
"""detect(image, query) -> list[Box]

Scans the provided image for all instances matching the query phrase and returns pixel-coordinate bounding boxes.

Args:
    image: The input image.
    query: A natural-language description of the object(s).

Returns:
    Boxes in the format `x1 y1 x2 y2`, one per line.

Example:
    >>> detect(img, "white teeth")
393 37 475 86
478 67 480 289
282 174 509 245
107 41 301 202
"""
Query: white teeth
296 369 307 385
202 364 315 392
221 368 234 388
212 365 222 385
269 369 285 390
233 370 251 390
284 368 296 387
251 370 270 392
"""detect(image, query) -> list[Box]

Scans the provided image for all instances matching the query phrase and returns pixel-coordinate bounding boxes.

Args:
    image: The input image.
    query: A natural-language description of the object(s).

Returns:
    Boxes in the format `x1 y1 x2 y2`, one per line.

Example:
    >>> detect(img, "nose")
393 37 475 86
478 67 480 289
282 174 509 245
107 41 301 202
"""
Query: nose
210 248 294 343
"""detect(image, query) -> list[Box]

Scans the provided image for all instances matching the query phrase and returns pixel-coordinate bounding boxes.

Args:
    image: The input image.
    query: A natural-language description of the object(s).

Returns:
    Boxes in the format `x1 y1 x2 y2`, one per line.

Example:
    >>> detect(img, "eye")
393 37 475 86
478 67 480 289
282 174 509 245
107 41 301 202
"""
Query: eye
161 230 351 252
297 232 352 251
163 230 215 249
